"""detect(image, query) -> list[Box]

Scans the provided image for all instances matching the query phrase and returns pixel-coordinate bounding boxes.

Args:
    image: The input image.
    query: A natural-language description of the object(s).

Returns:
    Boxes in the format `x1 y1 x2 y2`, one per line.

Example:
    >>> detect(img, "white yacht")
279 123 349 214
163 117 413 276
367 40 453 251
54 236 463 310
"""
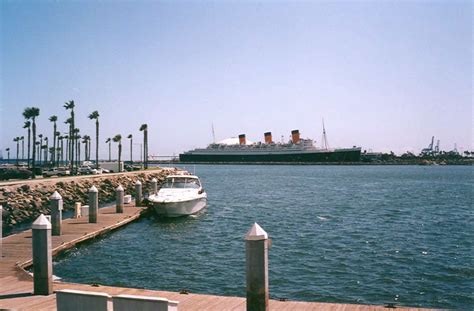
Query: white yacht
148 175 207 217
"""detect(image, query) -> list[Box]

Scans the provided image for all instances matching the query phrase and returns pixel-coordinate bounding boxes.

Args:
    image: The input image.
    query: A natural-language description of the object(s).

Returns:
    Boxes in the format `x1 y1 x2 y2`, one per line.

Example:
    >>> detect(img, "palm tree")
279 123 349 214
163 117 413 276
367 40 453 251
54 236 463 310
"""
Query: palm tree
22 107 40 175
13 137 20 165
20 136 25 161
44 137 49 164
64 100 75 171
113 134 122 172
49 147 55 162
55 131 61 166
82 135 91 161
105 138 111 161
88 111 100 168
41 144 48 165
76 134 82 165
63 134 69 165
86 136 91 161
5 148 10 163
87 136 92 160
23 121 31 167
49 115 58 165
139 124 148 169
38 134 43 165
127 134 133 164
73 128 80 167
35 142 40 163
64 117 72 164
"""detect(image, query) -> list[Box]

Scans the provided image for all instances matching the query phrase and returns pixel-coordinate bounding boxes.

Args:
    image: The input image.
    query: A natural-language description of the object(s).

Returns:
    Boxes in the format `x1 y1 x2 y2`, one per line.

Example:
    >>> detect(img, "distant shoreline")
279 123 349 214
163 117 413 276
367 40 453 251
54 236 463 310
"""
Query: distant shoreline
153 160 473 166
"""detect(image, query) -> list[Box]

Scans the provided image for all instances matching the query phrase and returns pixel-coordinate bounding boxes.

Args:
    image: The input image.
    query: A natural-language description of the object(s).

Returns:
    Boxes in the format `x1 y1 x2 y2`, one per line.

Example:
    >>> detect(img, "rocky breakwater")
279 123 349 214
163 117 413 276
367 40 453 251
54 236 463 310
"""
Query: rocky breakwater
0 168 180 233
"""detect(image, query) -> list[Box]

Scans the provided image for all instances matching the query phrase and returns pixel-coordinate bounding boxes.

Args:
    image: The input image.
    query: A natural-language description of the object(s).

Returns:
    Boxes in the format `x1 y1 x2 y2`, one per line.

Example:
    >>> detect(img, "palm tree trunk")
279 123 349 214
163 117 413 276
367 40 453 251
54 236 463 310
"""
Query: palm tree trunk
108 142 111 161
74 137 76 166
61 139 64 165
143 132 146 168
52 123 56 165
71 112 75 171
45 141 49 164
31 120 36 175
39 137 42 165
78 141 81 165
73 135 76 167
65 137 69 165
16 140 19 165
145 129 148 169
69 126 73 170
118 143 122 172
27 128 31 168
76 139 78 166
130 138 133 164
21 139 24 161
68 130 70 166
96 120 99 168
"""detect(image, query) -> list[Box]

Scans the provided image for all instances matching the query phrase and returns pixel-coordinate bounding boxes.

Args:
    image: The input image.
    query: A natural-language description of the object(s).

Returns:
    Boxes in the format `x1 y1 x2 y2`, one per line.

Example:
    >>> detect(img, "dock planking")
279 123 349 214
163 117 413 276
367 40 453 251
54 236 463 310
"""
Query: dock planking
0 204 435 310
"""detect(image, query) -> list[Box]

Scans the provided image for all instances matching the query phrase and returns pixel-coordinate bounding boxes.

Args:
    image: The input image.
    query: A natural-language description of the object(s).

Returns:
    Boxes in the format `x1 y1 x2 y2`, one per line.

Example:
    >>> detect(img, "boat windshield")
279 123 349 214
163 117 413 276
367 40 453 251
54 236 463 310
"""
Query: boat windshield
162 177 200 189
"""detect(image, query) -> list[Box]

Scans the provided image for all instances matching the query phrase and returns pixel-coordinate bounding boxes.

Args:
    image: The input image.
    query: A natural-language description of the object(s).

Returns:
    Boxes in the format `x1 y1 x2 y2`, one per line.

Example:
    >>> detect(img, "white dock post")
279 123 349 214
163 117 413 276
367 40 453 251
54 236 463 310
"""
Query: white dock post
135 180 142 206
88 185 99 223
50 191 63 236
32 214 53 295
74 202 82 218
151 178 158 195
116 185 124 213
245 222 269 311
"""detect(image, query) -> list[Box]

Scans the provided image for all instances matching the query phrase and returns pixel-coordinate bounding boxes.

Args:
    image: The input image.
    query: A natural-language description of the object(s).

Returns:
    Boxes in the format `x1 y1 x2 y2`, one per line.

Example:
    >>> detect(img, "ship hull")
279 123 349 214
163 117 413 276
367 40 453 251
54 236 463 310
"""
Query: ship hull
179 148 361 163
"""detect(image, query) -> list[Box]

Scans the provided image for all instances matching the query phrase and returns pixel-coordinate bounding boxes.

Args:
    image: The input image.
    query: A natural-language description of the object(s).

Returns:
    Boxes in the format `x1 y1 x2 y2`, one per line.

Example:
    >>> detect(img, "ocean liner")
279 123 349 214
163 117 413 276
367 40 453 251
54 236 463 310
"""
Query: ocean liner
179 129 361 163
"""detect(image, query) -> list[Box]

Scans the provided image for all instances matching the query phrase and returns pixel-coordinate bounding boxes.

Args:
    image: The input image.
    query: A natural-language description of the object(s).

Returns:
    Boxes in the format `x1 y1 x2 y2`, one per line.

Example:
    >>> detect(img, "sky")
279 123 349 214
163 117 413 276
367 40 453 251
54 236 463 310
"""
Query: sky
1 0 472 160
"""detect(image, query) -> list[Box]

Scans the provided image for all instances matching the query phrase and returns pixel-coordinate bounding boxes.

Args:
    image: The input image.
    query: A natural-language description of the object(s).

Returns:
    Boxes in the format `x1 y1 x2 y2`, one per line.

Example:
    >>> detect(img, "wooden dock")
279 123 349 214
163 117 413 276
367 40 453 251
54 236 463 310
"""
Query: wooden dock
0 204 433 310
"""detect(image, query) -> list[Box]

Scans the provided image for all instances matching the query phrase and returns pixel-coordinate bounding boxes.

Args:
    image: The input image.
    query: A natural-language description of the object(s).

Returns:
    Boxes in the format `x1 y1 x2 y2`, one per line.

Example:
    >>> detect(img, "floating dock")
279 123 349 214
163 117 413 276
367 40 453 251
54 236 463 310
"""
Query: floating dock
0 204 434 310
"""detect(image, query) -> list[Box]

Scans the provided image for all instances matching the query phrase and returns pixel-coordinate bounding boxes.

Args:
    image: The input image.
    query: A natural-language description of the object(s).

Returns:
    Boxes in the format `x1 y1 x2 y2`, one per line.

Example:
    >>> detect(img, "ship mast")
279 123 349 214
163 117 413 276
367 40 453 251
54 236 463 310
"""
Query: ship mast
322 118 330 150
211 123 216 143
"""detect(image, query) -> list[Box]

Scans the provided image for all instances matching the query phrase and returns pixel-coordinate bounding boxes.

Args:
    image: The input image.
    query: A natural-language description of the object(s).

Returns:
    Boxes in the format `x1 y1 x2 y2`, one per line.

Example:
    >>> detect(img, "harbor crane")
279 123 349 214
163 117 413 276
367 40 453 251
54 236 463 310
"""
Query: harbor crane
421 136 435 156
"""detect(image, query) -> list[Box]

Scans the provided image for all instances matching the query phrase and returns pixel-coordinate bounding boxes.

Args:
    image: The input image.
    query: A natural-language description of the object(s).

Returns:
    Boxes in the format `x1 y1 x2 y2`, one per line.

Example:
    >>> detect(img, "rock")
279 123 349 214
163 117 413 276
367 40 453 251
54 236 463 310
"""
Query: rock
20 184 30 192
1 168 178 230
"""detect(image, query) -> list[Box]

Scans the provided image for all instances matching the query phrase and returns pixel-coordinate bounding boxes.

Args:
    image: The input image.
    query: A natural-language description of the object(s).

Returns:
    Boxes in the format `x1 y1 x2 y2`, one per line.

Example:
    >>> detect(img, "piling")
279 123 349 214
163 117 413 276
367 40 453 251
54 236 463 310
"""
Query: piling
245 222 269 311
116 185 124 213
74 202 82 218
88 185 99 223
50 191 63 236
32 214 53 295
151 178 158 195
135 180 142 206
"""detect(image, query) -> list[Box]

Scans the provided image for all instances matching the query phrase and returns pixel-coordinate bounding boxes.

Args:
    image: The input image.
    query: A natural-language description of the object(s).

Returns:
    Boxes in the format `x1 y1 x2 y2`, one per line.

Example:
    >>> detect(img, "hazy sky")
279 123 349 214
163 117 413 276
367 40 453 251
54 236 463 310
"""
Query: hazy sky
1 0 472 159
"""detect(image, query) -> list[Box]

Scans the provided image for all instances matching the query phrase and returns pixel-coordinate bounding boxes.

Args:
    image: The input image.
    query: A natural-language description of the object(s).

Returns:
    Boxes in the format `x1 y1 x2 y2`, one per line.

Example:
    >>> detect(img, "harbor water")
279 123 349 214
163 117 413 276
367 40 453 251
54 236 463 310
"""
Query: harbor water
54 165 473 310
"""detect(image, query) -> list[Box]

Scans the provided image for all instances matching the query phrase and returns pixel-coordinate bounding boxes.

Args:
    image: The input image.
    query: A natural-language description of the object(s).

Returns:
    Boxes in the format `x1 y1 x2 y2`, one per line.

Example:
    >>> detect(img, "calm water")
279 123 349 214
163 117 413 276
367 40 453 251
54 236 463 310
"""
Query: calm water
54 165 473 309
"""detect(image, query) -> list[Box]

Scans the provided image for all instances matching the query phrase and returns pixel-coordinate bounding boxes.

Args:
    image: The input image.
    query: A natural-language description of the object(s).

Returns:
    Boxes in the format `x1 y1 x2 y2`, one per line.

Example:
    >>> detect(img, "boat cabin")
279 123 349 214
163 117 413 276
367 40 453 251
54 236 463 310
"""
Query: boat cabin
162 176 201 189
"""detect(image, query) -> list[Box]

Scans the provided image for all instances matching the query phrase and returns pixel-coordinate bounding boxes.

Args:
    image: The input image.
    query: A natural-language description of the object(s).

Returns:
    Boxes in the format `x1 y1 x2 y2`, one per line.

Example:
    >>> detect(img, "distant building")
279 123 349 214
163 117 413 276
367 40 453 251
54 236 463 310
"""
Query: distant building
361 152 383 161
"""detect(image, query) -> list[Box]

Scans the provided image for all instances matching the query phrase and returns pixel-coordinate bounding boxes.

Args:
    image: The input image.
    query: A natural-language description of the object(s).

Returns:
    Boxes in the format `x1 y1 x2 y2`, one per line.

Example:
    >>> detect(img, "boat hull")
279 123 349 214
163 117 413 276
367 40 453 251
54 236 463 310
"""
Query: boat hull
179 148 361 163
153 197 207 217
